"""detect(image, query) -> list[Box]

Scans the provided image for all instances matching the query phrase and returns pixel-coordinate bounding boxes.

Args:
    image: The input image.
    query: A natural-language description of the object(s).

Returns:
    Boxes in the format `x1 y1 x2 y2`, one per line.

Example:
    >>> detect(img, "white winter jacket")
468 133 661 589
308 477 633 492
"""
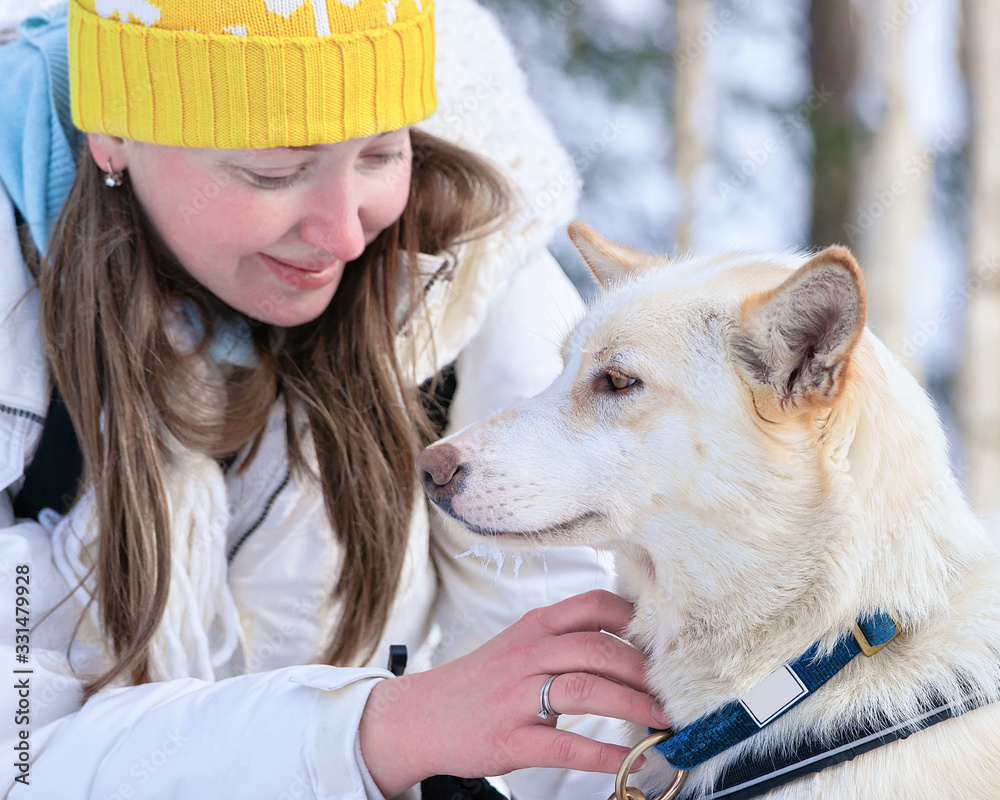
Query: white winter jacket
0 1 621 799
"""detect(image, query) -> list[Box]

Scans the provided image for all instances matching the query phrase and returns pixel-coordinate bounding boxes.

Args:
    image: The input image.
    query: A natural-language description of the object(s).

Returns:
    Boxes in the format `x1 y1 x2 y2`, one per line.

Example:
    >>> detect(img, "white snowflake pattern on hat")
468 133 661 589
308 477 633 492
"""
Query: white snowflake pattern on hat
264 0 365 37
95 0 161 26
389 0 423 24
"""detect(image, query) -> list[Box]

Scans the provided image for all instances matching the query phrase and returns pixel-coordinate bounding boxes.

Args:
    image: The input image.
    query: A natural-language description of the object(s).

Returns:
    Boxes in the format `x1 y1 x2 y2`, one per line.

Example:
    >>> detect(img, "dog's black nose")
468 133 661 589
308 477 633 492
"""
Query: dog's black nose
416 443 465 507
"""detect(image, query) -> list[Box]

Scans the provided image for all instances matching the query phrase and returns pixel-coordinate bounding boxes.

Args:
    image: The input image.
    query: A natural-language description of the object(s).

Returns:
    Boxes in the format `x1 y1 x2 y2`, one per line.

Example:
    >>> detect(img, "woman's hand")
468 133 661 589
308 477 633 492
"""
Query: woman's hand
358 590 669 797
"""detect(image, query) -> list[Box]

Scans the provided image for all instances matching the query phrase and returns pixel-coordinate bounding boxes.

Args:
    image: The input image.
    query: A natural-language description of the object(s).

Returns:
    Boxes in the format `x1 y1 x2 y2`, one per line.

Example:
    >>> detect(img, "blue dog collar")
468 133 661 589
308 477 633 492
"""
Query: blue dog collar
655 611 900 771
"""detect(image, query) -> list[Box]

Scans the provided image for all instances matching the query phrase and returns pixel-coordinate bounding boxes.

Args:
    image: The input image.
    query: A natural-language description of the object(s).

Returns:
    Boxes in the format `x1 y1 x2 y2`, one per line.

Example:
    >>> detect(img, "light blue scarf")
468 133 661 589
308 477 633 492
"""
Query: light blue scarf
177 301 259 369
0 5 80 255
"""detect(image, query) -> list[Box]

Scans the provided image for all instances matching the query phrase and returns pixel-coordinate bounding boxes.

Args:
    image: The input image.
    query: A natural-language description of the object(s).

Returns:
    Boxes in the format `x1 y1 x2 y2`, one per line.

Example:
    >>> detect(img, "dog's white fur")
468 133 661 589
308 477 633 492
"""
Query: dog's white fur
419 225 1000 798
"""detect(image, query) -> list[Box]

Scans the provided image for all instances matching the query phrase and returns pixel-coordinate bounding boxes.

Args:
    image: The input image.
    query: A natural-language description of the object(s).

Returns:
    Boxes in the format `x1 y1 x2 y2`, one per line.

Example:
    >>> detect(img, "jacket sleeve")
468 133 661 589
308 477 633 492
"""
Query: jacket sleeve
428 249 625 800
0 515 398 800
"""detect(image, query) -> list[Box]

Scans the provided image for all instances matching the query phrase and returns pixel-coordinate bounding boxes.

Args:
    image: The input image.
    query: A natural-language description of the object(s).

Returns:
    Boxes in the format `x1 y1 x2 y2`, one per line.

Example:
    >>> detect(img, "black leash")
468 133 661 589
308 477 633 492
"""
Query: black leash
681 686 994 799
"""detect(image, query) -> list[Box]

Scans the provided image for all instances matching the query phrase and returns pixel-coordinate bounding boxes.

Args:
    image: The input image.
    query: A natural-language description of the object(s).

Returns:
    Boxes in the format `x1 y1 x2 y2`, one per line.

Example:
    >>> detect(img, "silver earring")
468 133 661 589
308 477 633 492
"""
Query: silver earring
104 159 124 188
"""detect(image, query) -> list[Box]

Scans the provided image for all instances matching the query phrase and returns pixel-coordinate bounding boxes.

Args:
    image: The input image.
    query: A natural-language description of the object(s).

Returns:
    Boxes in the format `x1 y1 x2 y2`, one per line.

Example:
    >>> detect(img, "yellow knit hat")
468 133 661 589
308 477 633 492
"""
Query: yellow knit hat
68 0 436 149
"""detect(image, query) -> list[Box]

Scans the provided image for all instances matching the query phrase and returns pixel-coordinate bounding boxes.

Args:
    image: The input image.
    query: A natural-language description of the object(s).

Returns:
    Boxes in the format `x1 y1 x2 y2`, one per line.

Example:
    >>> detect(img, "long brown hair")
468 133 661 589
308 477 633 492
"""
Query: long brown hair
39 130 511 694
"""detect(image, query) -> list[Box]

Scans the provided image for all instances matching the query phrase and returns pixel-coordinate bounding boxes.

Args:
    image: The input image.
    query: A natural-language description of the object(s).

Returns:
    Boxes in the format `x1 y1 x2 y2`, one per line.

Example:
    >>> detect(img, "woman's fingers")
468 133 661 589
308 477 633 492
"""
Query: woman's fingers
526 589 636 638
531 630 653 693
536 672 670 729
504 727 646 776
502 591 667 727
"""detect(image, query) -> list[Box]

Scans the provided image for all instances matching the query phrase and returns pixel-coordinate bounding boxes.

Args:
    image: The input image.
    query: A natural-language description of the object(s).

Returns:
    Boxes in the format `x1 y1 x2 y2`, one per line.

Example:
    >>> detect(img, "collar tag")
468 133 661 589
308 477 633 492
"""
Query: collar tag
739 665 808 727
654 610 902 771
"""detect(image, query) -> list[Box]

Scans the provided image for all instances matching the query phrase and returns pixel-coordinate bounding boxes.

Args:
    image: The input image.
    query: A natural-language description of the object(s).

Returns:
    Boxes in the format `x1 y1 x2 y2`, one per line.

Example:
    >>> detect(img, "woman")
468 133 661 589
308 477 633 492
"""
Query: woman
0 1 668 797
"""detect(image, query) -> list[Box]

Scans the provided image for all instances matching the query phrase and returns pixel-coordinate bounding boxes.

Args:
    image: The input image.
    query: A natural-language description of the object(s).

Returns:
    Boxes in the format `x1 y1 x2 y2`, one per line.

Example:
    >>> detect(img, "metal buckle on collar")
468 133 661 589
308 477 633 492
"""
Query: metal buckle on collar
608 730 689 800
852 613 901 657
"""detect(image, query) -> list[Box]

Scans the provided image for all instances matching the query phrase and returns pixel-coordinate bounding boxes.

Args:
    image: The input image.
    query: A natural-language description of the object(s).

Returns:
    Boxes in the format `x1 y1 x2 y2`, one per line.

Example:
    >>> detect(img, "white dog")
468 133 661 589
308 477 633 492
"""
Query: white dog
417 223 1000 799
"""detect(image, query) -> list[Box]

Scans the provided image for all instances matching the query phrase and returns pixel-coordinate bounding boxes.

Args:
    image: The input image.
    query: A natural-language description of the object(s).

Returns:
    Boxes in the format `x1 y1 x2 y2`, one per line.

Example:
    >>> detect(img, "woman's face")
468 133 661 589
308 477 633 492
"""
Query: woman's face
89 130 413 327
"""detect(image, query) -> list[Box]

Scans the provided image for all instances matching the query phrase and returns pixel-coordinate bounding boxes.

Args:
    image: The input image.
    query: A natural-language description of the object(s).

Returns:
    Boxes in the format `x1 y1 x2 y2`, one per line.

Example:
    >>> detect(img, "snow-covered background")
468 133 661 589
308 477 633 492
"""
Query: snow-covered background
477 0 816 285
477 0 966 319
3 0 993 520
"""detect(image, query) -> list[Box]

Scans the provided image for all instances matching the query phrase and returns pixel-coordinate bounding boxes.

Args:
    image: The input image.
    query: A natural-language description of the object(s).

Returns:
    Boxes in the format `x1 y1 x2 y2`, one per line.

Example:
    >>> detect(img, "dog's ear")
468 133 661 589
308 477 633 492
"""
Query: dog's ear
732 246 866 410
567 221 659 290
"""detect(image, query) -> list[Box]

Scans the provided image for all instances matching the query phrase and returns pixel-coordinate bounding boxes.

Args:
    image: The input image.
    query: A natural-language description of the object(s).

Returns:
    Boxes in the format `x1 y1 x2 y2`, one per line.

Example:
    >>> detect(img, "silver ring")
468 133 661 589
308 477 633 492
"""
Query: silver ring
537 675 559 719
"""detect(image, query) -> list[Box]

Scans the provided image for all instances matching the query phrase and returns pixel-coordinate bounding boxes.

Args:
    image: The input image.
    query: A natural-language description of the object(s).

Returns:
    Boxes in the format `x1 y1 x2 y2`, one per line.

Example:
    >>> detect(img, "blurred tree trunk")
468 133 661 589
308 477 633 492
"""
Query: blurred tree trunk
808 0 858 249
850 0 929 374
959 0 1000 516
673 0 709 253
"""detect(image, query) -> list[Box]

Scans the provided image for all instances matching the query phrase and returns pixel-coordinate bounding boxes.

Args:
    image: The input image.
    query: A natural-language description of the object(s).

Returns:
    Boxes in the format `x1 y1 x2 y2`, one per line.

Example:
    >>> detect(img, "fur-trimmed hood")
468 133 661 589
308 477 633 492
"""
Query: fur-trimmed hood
407 0 580 381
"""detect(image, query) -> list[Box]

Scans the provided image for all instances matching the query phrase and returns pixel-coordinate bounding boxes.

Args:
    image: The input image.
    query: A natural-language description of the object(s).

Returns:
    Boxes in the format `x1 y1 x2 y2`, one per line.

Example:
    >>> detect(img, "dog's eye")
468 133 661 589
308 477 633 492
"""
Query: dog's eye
604 369 638 392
